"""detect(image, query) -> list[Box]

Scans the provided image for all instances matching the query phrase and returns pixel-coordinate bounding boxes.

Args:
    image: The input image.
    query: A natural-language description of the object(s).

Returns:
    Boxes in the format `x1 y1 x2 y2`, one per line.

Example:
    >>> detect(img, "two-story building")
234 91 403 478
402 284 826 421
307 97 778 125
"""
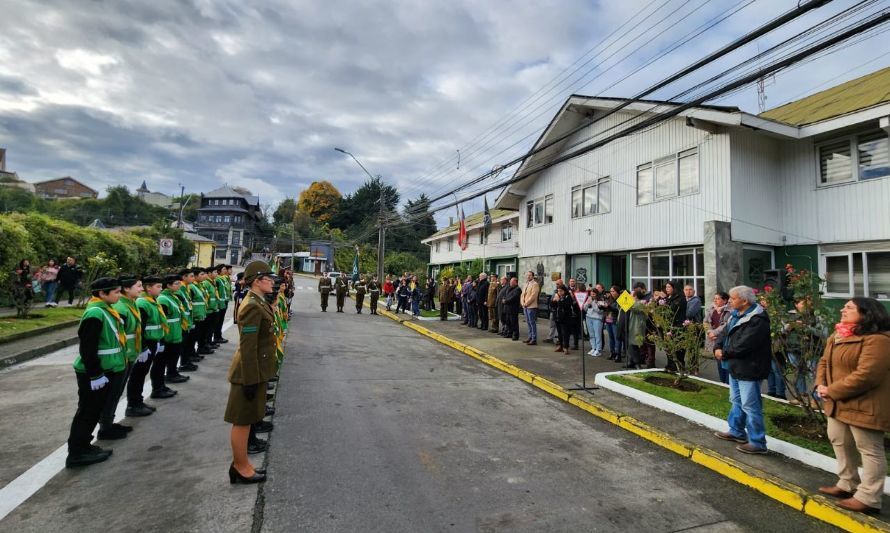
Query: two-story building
493 66 890 304
194 185 263 265
422 209 519 280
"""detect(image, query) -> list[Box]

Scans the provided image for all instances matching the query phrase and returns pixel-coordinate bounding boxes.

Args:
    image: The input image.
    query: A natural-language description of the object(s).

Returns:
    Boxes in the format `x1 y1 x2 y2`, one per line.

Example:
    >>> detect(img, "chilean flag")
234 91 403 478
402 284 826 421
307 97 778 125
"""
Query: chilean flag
457 205 468 251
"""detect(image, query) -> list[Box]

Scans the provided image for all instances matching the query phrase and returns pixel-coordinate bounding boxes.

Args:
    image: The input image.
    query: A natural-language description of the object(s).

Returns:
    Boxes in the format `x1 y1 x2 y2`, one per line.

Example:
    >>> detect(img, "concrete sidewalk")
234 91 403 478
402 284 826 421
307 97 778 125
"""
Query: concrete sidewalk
0 325 80 368
385 308 890 532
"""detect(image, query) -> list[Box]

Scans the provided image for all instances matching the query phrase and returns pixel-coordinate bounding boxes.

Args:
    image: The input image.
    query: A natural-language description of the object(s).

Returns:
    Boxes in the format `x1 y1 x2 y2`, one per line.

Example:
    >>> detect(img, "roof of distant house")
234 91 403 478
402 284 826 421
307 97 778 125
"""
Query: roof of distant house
759 66 890 126
31 176 99 194
203 185 259 205
183 231 214 243
424 209 517 240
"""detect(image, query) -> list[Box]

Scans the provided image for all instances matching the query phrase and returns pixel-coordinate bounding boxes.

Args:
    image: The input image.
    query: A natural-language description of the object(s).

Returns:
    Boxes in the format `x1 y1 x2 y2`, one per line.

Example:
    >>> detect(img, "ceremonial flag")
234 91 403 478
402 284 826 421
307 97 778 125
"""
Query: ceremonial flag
457 206 468 251
351 249 360 282
482 197 492 244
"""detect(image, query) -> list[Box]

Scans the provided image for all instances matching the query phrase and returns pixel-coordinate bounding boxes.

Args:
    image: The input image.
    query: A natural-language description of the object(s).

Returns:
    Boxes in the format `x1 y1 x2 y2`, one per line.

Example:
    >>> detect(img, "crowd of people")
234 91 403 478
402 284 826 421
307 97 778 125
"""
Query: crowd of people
9 256 84 314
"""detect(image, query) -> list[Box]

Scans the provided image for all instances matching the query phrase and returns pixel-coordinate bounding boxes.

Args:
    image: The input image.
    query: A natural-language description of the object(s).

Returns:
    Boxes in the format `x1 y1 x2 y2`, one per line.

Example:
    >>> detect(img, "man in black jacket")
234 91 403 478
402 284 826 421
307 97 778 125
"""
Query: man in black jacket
476 273 490 331
56 256 83 305
497 279 510 336
714 285 771 455
503 277 522 341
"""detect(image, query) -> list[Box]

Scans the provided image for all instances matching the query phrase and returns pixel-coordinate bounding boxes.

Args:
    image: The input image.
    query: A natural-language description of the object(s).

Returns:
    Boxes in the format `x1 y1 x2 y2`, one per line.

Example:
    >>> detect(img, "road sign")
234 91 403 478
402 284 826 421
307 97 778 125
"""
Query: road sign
574 291 587 310
616 290 635 312
159 238 174 256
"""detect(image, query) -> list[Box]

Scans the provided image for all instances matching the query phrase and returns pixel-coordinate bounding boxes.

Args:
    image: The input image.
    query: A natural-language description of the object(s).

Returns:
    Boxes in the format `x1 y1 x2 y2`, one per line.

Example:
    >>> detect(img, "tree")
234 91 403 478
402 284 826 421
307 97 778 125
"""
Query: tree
329 177 398 233
273 198 297 226
297 181 342 224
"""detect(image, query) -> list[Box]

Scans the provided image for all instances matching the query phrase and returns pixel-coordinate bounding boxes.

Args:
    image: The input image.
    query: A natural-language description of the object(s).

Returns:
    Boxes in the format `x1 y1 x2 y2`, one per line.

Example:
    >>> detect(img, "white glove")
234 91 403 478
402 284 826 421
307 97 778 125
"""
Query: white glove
137 349 151 363
90 376 109 390
157 343 165 353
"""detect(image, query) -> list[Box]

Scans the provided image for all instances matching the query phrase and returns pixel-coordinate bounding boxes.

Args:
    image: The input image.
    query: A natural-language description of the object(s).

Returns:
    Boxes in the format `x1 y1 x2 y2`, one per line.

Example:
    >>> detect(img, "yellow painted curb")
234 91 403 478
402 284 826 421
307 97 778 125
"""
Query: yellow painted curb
377 308 890 533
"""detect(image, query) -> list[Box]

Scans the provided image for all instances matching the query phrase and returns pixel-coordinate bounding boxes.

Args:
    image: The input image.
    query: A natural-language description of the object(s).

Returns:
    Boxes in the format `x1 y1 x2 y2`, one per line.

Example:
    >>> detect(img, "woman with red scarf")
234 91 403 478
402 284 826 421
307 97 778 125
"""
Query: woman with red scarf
816 297 890 515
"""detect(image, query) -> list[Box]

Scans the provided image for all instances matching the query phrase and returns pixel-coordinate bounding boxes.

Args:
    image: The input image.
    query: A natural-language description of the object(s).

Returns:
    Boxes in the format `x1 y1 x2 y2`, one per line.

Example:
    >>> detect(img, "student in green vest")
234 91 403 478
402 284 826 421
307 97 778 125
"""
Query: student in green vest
203 267 221 350
128 275 168 411
142 276 180 400
176 268 199 372
159 275 189 385
190 267 212 356
66 277 125 468
213 264 231 345
95 275 147 439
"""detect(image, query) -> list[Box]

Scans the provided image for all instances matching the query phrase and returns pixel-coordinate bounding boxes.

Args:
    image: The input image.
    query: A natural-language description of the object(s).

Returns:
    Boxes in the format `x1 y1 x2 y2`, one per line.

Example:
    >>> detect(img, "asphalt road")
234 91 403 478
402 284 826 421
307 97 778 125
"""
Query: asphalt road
259 277 836 533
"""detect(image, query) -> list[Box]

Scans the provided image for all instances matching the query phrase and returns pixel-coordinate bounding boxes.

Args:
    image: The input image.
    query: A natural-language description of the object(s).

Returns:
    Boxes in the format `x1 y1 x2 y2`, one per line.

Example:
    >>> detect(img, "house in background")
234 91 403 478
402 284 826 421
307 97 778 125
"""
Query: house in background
184 231 217 268
32 176 98 199
493 66 890 305
421 209 519 280
136 180 174 208
0 148 35 193
194 185 262 266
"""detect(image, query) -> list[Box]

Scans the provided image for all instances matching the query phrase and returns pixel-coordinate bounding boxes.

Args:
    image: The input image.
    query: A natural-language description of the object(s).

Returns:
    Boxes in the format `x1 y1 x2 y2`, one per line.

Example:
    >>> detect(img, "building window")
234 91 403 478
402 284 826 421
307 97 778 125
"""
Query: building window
630 247 705 299
501 224 512 242
822 250 890 299
447 238 453 252
818 129 890 185
571 177 611 218
216 249 227 259
526 195 553 228
223 215 231 223
435 241 440 253
637 148 699 205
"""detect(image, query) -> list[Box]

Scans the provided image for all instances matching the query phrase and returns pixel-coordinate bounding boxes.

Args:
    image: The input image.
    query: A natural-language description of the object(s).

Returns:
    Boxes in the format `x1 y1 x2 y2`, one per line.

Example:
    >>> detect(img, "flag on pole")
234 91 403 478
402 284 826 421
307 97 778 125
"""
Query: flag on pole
458 206 468 251
482 197 492 244
351 247 360 282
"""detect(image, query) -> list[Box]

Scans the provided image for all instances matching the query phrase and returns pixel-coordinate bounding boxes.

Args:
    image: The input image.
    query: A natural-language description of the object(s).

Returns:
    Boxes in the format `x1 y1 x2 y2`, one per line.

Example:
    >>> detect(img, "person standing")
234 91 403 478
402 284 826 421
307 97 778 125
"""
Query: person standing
225 261 277 484
233 273 247 323
189 268 211 355
545 278 563 344
318 274 332 312
705 292 732 383
354 276 367 313
685 284 703 323
438 278 452 320
65 277 124 468
521 271 540 345
334 275 348 312
139 277 177 400
605 286 623 361
383 275 394 311
476 273 489 331
202 268 221 349
553 285 576 355
497 277 510 336
56 256 82 306
159 275 189 386
566 278 583 350
659 281 688 371
39 259 60 307
487 275 499 333
583 287 606 357
101 275 145 438
815 297 890 516
176 269 199 371
214 265 231 344
129 275 167 412
367 275 381 315
714 285 772 455
409 276 421 318
503 277 522 341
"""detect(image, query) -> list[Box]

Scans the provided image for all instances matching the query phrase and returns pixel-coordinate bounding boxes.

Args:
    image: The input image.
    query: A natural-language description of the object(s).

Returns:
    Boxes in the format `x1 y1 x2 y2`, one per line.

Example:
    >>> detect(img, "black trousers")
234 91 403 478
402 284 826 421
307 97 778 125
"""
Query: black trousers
149 341 168 391
336 293 346 310
507 312 520 340
370 292 379 313
204 312 219 346
355 293 364 311
181 328 196 363
569 317 582 348
164 342 183 377
557 322 573 350
128 340 157 403
56 283 77 304
320 291 330 310
478 303 488 330
439 304 449 320
68 371 111 453
99 369 128 429
214 303 228 340
194 319 208 350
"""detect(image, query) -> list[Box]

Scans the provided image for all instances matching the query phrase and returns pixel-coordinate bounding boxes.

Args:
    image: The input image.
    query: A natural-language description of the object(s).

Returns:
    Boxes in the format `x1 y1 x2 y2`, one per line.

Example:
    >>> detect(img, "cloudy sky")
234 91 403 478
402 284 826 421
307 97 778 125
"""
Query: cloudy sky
1 0 888 224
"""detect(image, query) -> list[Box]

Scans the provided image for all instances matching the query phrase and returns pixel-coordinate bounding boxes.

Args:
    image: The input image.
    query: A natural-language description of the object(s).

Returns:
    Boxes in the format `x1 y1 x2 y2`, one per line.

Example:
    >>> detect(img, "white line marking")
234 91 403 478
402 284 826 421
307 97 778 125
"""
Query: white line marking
0 319 236 520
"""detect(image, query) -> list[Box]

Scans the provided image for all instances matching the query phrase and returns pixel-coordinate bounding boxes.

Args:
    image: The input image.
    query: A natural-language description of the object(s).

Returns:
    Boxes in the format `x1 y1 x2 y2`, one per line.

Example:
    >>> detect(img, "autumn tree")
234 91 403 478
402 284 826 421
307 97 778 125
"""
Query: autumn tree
297 181 342 224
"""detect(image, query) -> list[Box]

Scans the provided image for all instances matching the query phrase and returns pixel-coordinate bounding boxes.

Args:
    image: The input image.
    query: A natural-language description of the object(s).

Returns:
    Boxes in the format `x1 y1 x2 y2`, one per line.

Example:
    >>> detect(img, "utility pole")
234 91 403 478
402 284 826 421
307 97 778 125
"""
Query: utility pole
290 221 295 270
335 147 386 282
177 184 185 228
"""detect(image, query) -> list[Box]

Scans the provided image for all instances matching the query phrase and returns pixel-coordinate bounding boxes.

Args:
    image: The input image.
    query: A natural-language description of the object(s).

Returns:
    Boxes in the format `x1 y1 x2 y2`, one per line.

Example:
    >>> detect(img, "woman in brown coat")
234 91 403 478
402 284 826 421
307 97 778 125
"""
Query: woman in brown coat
816 297 890 515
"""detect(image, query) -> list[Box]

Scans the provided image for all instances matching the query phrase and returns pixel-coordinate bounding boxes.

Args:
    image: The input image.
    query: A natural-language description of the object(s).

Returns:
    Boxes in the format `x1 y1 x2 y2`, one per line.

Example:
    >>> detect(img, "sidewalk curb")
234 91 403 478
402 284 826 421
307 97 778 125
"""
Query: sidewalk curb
376 308 889 533
0 319 81 346
0 336 79 369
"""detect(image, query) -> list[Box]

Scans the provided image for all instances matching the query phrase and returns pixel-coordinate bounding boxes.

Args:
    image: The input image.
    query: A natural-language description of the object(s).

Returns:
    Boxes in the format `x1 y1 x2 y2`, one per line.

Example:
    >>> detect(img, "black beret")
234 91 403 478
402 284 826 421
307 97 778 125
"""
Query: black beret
214 264 226 273
91 277 120 292
119 274 140 288
178 268 192 278
142 275 163 286
163 275 180 287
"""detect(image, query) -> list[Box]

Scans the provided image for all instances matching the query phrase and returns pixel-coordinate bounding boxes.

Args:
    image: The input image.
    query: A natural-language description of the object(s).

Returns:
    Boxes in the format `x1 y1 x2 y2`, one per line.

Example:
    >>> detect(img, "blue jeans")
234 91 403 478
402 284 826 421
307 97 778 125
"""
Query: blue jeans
43 281 57 304
605 321 622 355
411 299 420 316
586 317 603 351
524 308 538 341
767 359 786 398
717 361 729 384
727 376 767 450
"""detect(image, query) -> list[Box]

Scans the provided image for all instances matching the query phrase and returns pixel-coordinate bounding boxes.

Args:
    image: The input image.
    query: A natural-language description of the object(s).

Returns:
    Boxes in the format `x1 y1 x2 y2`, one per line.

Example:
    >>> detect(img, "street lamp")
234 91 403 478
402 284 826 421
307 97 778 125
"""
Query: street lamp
335 147 385 283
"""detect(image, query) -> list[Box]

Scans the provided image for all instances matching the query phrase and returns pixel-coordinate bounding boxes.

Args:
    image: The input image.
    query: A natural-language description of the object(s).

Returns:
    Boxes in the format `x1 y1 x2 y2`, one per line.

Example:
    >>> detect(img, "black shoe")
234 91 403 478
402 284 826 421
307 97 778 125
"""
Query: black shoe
126 404 154 417
266 394 275 403
268 376 279 382
143 402 157 411
229 463 266 484
198 348 214 355
167 374 190 383
150 388 176 399
254 421 274 433
112 423 133 433
179 363 199 372
162 386 178 395
210 343 220 349
265 406 276 416
192 354 205 361
97 427 127 440
266 382 275 391
218 338 229 344
66 447 112 468
248 439 268 454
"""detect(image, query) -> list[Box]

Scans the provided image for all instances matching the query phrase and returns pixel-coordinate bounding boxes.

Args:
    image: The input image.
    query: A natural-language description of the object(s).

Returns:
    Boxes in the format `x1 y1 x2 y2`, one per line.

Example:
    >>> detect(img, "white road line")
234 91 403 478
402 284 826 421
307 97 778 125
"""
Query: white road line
0 319 235 521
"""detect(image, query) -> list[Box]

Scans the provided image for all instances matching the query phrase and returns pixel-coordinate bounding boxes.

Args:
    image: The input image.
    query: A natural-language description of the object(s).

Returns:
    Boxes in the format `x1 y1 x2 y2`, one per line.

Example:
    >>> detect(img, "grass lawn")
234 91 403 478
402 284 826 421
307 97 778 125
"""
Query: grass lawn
419 309 440 318
609 371 890 473
0 306 84 341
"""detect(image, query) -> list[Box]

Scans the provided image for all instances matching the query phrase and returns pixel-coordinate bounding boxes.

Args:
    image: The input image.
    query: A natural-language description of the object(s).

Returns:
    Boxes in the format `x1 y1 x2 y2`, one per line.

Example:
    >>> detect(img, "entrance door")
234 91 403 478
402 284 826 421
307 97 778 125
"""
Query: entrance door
570 254 594 288
596 254 627 289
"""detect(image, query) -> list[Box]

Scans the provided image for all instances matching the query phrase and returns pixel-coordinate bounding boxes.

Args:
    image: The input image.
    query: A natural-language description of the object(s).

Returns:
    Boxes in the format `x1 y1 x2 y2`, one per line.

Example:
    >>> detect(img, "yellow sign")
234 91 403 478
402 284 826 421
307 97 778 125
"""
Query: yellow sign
617 290 635 313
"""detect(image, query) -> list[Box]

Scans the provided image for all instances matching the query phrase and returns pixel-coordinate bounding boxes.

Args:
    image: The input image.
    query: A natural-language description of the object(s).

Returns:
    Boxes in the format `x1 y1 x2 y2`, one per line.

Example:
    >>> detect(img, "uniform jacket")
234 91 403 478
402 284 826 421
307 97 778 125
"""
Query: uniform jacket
817 332 890 432
318 276 332 294
439 283 453 304
486 281 499 307
334 277 348 296
227 291 278 386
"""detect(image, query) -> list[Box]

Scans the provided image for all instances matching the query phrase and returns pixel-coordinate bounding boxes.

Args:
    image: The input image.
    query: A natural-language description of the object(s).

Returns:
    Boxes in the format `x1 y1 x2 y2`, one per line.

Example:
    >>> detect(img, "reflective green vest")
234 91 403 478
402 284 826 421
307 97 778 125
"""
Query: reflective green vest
158 290 183 344
73 301 127 374
189 282 207 321
202 279 219 312
176 286 194 331
113 297 141 362
136 296 166 341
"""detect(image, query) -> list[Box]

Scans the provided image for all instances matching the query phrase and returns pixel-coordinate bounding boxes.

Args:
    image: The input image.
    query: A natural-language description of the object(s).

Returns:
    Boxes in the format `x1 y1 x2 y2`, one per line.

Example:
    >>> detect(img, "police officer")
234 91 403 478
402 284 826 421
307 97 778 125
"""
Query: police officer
439 278 452 321
367 275 380 315
354 275 367 313
225 261 277 484
334 275 347 312
66 277 124 467
318 274 332 312
487 274 500 333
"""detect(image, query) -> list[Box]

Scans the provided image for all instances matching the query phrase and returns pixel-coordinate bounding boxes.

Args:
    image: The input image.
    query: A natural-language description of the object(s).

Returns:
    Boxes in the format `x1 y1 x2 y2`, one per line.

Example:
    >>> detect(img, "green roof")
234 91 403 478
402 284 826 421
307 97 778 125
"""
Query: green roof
759 66 890 126
426 209 516 239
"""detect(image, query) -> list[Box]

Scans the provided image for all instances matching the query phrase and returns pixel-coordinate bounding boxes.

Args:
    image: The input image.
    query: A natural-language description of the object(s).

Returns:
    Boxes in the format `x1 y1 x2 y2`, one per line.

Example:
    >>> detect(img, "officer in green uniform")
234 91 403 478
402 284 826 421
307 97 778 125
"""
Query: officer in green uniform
176 268 199 371
202 267 221 349
66 277 125 468
318 275 332 312
367 275 381 315
128 275 166 413
225 261 277 484
334 275 348 312
159 275 189 384
354 275 367 313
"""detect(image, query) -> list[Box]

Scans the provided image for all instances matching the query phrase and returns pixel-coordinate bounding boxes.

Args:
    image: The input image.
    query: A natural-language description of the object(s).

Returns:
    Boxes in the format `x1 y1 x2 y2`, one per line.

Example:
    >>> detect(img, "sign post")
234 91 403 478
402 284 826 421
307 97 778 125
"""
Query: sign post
568 290 598 395
159 238 174 256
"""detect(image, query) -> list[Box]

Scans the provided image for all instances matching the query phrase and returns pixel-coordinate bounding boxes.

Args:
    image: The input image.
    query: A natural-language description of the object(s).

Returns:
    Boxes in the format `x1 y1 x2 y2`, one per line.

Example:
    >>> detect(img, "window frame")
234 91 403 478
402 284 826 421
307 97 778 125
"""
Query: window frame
526 194 554 228
816 129 890 187
820 249 890 300
636 148 699 205
630 247 705 299
500 223 513 242
571 177 611 219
